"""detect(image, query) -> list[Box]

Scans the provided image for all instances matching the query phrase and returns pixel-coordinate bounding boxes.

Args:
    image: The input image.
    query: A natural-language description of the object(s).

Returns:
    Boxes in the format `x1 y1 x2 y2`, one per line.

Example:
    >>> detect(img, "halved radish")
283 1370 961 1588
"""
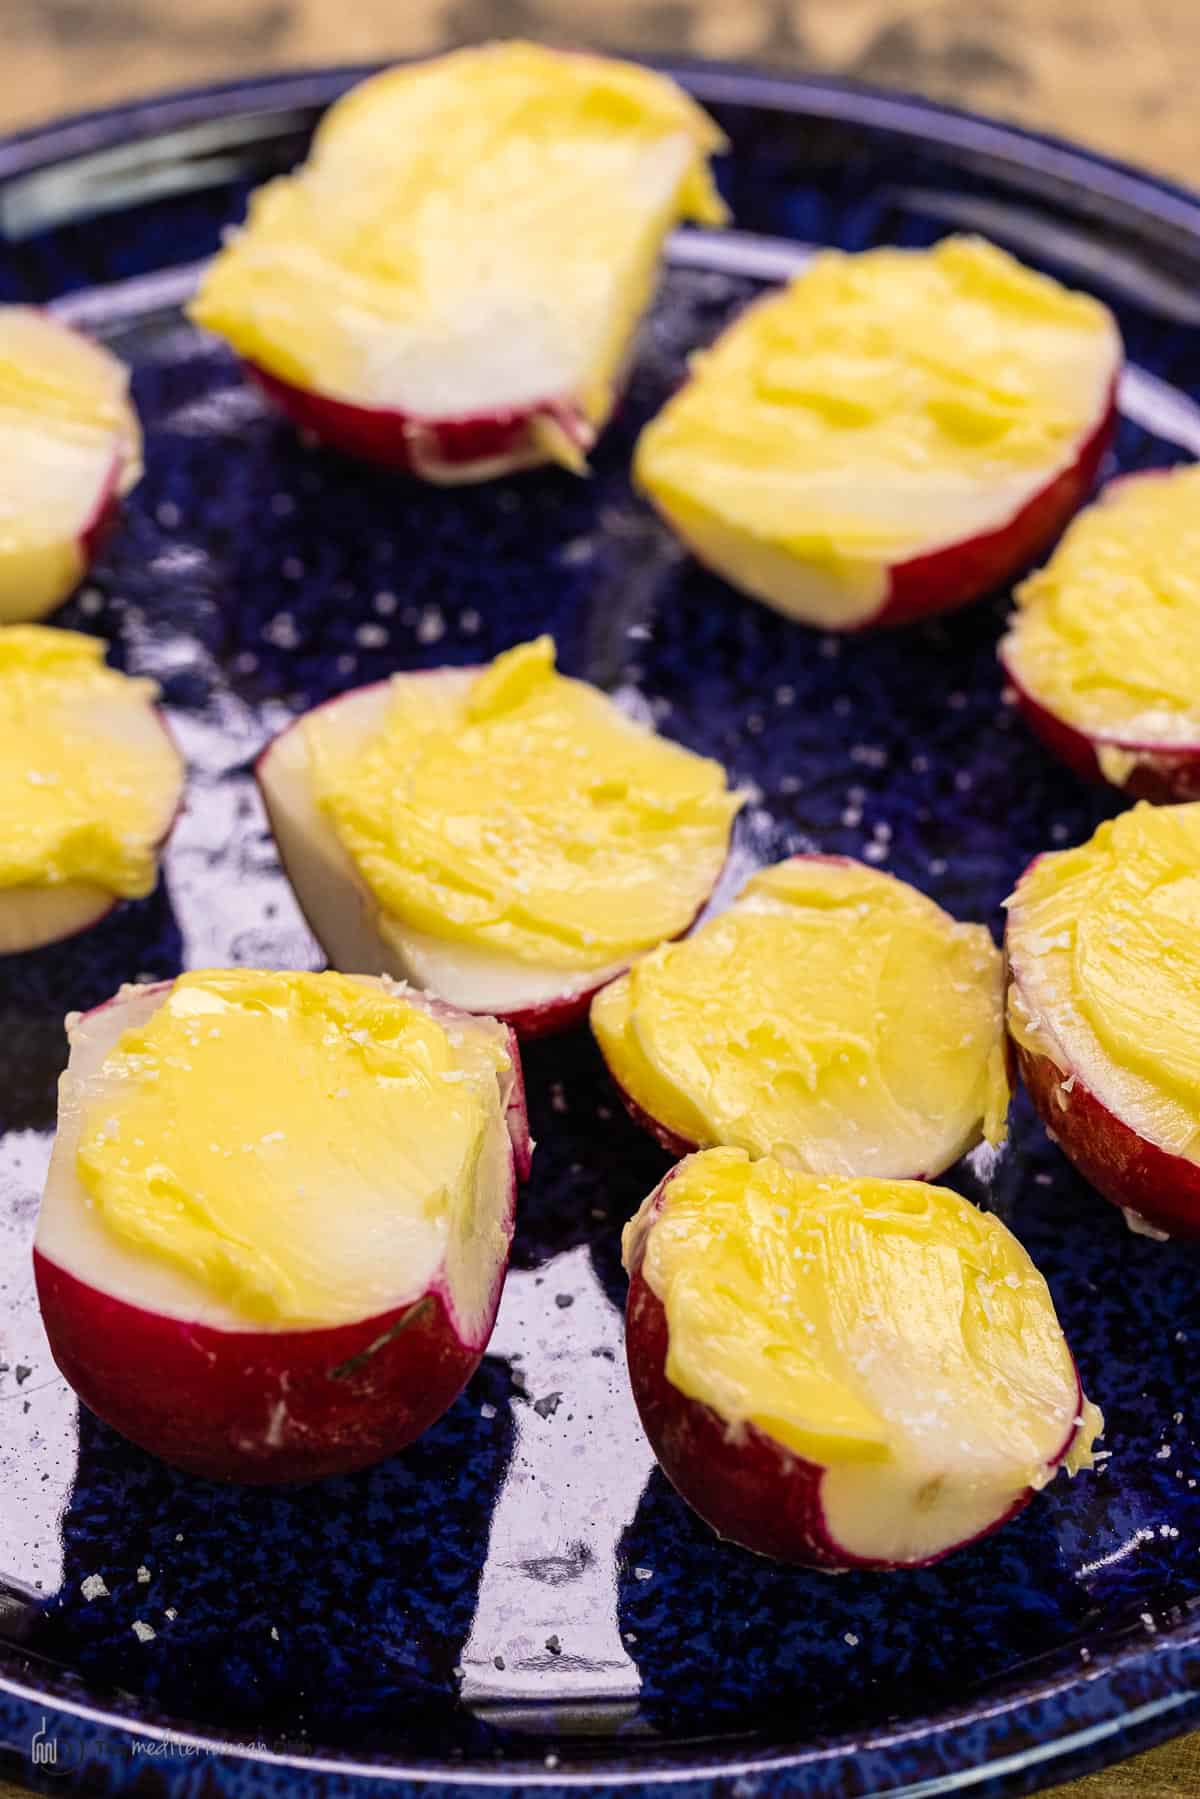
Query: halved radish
0 626 182 956
592 854 1008 1177
256 639 741 1036
0 307 141 621
190 42 727 481
1006 802 1200 1237
623 1149 1101 1568
635 235 1121 630
1001 465 1200 800
34 970 528 1482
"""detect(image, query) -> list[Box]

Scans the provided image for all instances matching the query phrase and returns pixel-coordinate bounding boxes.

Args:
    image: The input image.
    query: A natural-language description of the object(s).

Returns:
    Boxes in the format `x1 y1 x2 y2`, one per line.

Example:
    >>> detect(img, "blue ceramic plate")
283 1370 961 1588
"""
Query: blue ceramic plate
3 61 1200 1799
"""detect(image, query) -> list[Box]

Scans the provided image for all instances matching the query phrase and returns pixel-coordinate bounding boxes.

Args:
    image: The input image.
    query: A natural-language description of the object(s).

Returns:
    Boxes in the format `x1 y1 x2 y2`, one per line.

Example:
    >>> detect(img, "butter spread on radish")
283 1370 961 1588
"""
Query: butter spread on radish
624 1147 1101 1564
1007 802 1200 1162
190 41 726 461
634 236 1120 628
1002 466 1200 763
73 970 515 1329
0 626 179 899
593 856 1007 1176
306 637 742 975
0 307 141 622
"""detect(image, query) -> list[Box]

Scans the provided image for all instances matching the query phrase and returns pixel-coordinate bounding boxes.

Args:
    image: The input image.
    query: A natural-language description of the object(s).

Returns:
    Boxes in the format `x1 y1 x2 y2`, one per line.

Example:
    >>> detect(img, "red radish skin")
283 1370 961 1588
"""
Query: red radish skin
499 979 617 1043
33 1254 501 1485
247 362 593 482
623 1173 1083 1569
501 1025 533 1182
612 1081 696 1161
665 386 1117 634
256 670 731 1037
1001 651 1200 804
1008 973 1200 1238
33 981 528 1482
876 391 1116 629
77 448 125 571
626 1260 850 1568
999 466 1200 800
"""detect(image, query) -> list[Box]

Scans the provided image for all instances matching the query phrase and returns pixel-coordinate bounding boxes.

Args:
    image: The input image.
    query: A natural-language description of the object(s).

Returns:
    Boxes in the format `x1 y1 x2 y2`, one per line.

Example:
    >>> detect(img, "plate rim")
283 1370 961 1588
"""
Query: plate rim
3 54 1200 222
2 55 1200 1798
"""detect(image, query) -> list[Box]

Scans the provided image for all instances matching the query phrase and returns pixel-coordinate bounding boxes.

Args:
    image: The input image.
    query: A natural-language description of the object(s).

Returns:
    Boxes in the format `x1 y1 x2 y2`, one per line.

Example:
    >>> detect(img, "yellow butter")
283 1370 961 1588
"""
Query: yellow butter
75 971 512 1327
592 857 1008 1174
1009 803 1200 1146
625 1148 1092 1475
0 308 141 622
0 626 180 896
635 236 1117 570
1003 467 1200 743
191 43 726 444
0 308 139 452
309 637 742 971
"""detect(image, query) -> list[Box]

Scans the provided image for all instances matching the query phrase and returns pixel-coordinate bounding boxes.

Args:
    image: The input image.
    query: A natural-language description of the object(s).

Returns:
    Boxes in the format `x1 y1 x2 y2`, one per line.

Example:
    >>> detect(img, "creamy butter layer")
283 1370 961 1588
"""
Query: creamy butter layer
625 1148 1098 1558
593 857 1008 1175
635 236 1120 624
71 971 514 1330
307 637 742 973
0 308 141 620
1008 802 1200 1162
191 42 726 438
0 626 180 897
1003 467 1200 746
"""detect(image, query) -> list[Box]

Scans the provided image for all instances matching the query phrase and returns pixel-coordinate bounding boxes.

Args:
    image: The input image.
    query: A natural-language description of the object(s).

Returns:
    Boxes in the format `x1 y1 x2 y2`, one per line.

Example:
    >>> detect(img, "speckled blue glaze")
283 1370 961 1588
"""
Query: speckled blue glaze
2 62 1200 1799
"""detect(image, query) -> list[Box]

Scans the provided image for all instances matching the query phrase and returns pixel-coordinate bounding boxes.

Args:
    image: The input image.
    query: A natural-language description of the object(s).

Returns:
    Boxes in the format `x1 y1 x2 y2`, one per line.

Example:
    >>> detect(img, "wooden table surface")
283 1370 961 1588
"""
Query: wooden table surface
1 3 1197 1797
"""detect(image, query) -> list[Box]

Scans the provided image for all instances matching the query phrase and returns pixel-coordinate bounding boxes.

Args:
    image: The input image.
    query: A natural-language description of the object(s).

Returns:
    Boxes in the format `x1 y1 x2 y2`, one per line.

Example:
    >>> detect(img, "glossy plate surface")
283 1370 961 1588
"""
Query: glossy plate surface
3 62 1200 1799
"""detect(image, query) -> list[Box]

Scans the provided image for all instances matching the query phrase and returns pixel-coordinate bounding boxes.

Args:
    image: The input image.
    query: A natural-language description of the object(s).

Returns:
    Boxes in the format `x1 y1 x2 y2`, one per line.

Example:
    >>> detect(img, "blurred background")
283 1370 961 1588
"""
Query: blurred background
3 0 1197 186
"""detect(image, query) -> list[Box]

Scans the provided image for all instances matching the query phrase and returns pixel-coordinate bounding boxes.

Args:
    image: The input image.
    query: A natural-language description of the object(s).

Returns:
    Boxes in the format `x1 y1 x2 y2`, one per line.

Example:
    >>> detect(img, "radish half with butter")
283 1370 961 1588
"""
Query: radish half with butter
592 855 1008 1176
189 42 726 481
0 307 141 622
635 236 1121 630
1001 465 1200 800
623 1148 1102 1568
257 637 743 1036
0 626 182 955
1006 802 1200 1237
34 970 529 1482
